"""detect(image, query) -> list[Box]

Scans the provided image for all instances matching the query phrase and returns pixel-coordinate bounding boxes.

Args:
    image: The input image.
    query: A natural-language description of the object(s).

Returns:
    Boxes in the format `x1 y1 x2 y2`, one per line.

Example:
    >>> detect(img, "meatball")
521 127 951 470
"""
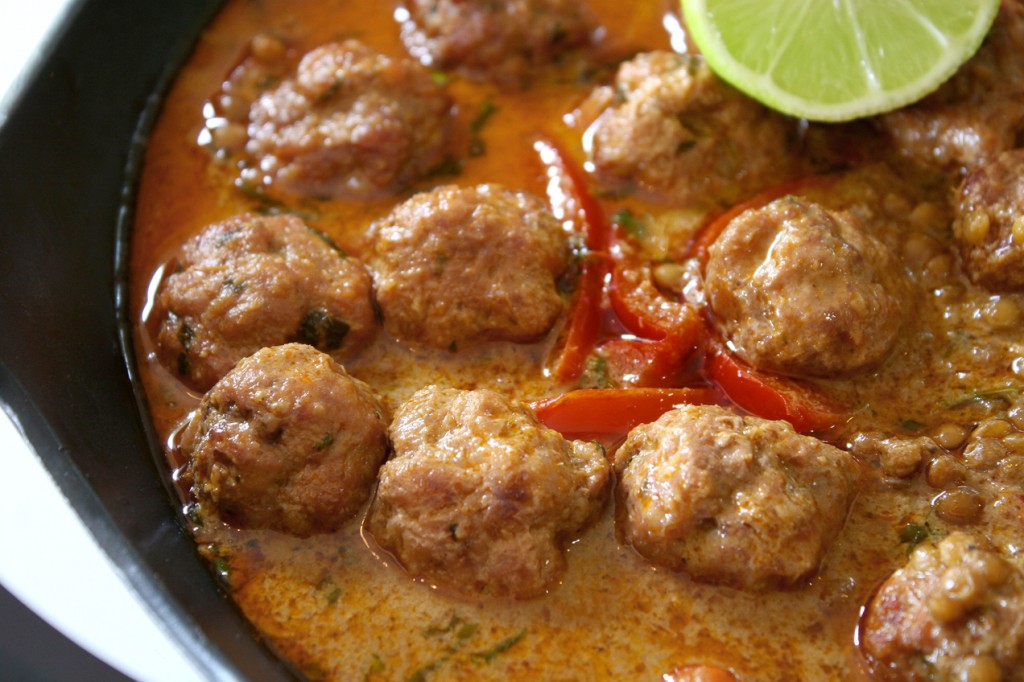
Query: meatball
366 386 610 599
155 213 378 391
705 196 909 378
877 1 1024 170
953 149 1024 291
615 404 859 591
182 344 389 537
586 52 798 207
396 0 596 83
246 40 453 199
369 184 569 350
860 532 1024 682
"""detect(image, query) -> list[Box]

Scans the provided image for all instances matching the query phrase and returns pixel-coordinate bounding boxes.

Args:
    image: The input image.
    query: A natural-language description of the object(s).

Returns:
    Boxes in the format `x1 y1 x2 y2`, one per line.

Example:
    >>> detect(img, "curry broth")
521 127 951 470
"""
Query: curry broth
129 0 1024 680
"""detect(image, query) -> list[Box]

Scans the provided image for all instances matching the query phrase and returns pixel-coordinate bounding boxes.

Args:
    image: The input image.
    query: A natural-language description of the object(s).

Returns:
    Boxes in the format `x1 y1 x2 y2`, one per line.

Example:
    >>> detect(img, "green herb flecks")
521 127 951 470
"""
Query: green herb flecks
426 155 464 178
579 354 612 389
212 555 231 583
422 613 465 638
297 309 350 352
410 613 525 678
471 629 526 664
175 318 194 376
315 79 344 104
468 99 498 157
612 208 648 239
364 653 386 680
409 658 445 682
234 178 289 214
306 225 345 254
947 386 1022 409
899 418 924 433
899 522 931 553
222 277 245 294
177 319 194 350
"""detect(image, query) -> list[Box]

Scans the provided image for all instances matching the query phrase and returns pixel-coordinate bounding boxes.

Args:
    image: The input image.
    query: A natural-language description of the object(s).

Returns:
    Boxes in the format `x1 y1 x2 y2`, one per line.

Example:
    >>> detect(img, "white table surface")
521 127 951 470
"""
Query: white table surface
0 2 206 680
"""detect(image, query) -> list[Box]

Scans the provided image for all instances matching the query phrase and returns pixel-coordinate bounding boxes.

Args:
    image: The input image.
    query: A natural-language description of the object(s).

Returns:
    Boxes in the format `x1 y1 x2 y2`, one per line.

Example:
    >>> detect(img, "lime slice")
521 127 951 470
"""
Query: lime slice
681 0 1002 122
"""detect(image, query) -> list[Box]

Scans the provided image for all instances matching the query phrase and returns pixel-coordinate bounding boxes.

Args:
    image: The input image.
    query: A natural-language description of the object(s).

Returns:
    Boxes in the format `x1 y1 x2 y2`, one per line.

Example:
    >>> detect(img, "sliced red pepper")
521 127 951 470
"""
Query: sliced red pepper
600 257 703 387
535 138 609 253
531 386 724 437
608 259 696 340
535 137 612 382
703 345 846 433
597 337 696 388
553 257 606 382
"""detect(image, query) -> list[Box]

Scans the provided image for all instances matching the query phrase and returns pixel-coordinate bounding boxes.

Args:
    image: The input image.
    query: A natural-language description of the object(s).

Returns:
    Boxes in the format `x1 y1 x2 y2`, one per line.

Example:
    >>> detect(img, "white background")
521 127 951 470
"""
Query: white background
0 1 205 680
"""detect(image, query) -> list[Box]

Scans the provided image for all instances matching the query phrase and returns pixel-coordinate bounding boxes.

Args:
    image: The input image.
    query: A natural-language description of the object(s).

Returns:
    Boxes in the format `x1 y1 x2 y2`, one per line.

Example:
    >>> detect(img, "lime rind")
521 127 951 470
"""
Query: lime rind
682 0 1002 122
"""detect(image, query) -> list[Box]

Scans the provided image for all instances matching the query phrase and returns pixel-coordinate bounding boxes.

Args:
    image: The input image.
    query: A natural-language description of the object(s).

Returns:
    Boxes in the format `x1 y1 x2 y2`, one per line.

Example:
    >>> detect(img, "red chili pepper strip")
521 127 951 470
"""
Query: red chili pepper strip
703 346 845 433
531 387 725 436
535 138 609 252
608 260 702 347
602 259 704 386
535 137 612 382
608 261 690 340
553 258 606 382
598 337 696 388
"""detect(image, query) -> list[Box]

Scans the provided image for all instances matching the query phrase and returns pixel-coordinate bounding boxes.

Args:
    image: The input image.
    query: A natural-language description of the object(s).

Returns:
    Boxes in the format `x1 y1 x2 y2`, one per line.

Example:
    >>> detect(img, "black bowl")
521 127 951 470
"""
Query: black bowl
0 1 299 679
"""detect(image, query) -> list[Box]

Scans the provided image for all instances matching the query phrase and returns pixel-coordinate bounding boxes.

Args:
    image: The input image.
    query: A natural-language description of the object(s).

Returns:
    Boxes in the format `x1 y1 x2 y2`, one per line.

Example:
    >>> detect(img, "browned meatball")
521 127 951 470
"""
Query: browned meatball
369 184 569 350
877 1 1024 170
860 532 1024 682
246 40 453 199
155 213 378 391
396 0 597 83
586 52 799 207
182 343 389 537
953 149 1024 291
366 386 610 599
705 196 909 378
615 404 859 592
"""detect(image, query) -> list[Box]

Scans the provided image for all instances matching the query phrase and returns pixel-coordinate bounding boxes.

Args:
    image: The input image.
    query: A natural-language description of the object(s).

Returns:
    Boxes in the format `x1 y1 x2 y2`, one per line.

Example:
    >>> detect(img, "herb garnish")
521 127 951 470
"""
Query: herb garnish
297 309 350 351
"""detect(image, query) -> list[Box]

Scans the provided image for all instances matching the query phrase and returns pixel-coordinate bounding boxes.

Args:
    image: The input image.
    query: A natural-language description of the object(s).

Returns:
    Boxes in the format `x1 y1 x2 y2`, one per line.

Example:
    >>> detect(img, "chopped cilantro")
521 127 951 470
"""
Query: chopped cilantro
899 522 930 553
306 225 345 254
471 629 526 664
948 387 1021 409
468 99 498 157
900 419 924 432
234 178 287 213
612 208 648 238
315 80 344 104
177 352 190 377
177 319 194 350
212 555 231 583
470 99 498 133
426 155 464 178
423 614 463 638
297 309 350 352
580 355 612 389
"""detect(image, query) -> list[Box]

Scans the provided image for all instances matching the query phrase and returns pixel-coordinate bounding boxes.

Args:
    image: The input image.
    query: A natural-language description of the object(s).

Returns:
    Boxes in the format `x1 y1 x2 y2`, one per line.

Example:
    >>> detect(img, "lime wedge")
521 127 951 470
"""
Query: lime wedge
681 0 1002 122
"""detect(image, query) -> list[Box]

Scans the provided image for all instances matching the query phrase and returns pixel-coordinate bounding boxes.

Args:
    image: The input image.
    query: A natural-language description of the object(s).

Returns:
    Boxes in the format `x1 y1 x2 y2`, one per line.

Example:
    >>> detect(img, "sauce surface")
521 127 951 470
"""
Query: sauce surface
129 1 1024 680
